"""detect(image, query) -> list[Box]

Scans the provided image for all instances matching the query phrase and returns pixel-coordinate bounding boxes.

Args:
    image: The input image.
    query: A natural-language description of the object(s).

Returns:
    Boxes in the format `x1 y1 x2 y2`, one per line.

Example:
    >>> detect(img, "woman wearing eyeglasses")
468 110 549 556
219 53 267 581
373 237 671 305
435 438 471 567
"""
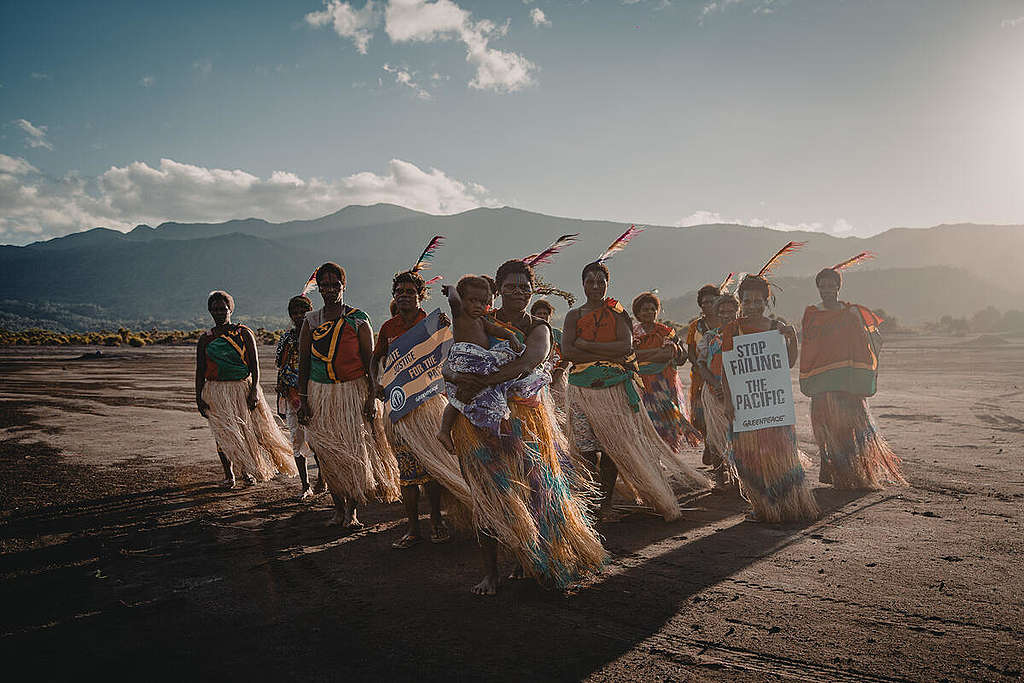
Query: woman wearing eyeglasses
442 259 605 596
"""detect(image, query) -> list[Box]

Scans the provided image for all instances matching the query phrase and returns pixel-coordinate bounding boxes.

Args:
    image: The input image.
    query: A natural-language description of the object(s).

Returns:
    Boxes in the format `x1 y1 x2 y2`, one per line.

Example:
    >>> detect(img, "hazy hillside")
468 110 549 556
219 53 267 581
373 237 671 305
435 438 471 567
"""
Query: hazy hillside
1 204 1021 331
660 266 1018 327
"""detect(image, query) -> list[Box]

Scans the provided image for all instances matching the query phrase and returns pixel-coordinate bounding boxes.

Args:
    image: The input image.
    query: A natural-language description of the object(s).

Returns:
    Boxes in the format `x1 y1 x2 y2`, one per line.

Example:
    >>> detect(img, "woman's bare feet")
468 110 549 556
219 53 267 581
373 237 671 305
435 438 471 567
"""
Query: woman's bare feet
219 477 236 490
312 477 327 495
471 574 499 596
507 565 525 581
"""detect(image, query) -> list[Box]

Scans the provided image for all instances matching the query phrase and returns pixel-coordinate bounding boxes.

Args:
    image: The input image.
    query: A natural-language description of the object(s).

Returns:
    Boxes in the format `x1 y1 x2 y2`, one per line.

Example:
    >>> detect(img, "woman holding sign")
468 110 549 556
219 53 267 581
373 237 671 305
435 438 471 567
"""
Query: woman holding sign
443 259 605 596
800 255 906 489
371 267 471 549
297 262 400 528
721 272 819 523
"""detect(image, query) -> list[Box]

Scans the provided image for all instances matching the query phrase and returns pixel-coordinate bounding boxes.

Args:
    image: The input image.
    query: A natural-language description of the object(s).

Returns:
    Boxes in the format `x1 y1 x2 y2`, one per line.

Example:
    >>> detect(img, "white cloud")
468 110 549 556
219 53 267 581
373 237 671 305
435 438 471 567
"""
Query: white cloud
30 72 50 80
675 209 854 235
0 154 498 242
699 0 778 24
193 59 213 77
306 0 536 94
13 119 53 151
529 8 550 27
139 75 155 87
382 63 432 99
305 0 380 54
1002 16 1024 29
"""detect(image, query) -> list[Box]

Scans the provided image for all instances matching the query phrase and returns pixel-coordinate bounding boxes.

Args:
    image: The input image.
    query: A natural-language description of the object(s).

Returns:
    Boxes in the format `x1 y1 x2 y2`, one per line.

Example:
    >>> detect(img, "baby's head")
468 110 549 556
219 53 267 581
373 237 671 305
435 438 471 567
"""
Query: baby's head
456 275 494 319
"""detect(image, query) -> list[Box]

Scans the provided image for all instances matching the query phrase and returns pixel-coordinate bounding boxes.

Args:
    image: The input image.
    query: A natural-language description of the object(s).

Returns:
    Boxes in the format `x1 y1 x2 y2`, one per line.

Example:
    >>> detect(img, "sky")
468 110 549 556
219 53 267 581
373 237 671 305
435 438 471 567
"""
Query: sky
2 0 1023 244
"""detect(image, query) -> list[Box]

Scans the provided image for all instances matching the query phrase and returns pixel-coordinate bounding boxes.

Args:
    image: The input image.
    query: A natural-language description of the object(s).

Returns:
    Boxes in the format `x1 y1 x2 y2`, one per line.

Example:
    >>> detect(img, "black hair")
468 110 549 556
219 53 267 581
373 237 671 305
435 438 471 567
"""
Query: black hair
481 274 498 295
697 284 721 304
815 268 842 287
288 295 313 312
632 291 661 318
736 274 770 299
208 290 235 311
315 262 346 286
531 299 554 316
582 261 610 283
456 274 493 298
495 259 535 289
392 270 427 300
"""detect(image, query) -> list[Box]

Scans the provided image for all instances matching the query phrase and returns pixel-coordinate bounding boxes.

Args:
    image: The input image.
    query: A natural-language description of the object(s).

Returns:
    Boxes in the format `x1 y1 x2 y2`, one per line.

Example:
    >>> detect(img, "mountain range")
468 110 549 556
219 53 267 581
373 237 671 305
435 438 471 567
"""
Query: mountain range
1 203 1021 331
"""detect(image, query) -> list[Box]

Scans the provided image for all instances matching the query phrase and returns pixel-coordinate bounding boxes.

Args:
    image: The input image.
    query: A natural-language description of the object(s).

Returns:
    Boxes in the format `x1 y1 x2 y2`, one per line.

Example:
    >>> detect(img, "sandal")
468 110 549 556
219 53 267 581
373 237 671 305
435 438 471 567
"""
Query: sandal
392 534 422 550
430 524 451 544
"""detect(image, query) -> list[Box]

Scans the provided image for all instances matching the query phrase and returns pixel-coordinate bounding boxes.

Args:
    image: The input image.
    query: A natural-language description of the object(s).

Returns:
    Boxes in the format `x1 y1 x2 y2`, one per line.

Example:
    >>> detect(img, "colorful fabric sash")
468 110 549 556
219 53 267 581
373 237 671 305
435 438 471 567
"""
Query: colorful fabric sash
634 321 676 376
800 303 882 397
205 325 251 381
310 307 370 384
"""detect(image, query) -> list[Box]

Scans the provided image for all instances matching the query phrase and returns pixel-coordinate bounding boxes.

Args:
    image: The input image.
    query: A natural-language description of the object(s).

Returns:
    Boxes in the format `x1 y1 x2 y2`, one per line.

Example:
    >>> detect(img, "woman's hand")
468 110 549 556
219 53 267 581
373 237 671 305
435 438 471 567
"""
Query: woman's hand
298 398 312 425
363 396 377 422
778 323 797 342
246 388 259 411
196 396 210 418
509 335 524 353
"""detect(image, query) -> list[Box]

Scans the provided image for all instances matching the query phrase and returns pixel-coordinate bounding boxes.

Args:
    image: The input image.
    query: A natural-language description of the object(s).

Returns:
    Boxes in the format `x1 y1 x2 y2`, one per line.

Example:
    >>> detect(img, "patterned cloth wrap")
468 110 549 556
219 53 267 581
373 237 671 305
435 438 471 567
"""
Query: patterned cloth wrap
685 316 713 434
634 320 697 451
445 340 550 436
275 328 301 410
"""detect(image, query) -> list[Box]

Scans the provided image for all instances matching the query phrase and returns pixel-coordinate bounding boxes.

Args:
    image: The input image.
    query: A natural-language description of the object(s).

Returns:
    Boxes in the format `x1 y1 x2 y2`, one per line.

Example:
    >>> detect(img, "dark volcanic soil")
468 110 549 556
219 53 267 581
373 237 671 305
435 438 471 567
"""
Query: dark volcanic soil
0 340 1022 682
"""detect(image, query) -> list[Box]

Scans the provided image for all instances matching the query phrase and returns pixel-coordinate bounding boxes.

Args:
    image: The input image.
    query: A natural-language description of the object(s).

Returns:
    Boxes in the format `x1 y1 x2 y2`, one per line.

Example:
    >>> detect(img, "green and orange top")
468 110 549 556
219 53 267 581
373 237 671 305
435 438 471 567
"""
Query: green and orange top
800 302 882 397
567 298 643 411
204 325 252 381
306 306 371 384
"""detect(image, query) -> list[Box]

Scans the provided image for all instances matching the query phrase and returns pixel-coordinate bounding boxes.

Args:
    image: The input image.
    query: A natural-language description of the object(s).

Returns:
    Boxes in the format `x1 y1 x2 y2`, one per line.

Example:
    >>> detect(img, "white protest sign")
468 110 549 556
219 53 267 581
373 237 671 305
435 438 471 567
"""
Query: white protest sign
722 329 796 432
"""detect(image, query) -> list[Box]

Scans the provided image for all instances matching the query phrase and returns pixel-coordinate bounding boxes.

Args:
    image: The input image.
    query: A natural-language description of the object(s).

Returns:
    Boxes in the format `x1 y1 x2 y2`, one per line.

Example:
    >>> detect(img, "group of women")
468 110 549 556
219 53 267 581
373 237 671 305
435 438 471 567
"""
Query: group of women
193 238 906 595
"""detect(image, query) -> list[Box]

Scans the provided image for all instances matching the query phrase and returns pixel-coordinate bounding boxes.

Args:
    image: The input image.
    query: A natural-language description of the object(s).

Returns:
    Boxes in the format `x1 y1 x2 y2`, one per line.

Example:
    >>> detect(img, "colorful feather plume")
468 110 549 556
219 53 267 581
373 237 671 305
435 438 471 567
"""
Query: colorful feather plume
732 273 747 294
300 267 319 296
423 275 443 286
831 251 876 271
596 225 644 264
524 233 579 267
719 272 735 292
756 241 806 278
411 235 444 273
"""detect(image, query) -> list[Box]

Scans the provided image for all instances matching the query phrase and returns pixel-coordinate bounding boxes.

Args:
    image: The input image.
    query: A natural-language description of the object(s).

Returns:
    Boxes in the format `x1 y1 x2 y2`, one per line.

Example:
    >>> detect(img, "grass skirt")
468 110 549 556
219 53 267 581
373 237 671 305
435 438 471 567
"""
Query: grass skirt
548 372 569 432
701 383 731 466
811 392 907 489
567 383 709 521
386 394 473 512
729 426 819 523
307 380 400 504
202 380 297 481
452 403 606 588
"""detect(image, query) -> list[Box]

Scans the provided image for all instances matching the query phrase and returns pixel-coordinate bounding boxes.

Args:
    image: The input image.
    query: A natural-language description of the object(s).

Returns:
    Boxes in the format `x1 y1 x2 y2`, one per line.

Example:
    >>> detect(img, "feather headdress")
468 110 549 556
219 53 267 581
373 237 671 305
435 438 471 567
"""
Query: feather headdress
596 225 644 264
756 241 806 278
831 251 875 271
423 275 443 286
300 267 319 296
410 235 444 274
535 277 577 307
524 233 579 267
719 272 735 292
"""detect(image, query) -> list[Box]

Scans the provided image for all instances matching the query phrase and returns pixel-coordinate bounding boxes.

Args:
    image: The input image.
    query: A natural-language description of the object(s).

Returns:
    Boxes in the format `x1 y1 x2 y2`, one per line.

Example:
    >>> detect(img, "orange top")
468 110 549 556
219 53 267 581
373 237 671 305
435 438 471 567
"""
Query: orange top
378 309 427 347
634 321 675 351
576 298 625 343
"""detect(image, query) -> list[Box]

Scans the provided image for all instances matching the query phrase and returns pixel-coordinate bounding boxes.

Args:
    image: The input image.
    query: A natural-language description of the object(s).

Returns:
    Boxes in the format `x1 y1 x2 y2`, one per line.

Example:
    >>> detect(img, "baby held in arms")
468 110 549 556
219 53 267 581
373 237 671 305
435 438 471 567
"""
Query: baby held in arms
436 275 547 450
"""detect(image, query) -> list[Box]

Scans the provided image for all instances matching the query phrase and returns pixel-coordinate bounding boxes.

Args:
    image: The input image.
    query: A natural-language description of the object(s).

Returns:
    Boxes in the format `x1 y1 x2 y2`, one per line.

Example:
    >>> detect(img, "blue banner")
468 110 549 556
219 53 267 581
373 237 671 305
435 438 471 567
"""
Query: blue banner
380 308 453 423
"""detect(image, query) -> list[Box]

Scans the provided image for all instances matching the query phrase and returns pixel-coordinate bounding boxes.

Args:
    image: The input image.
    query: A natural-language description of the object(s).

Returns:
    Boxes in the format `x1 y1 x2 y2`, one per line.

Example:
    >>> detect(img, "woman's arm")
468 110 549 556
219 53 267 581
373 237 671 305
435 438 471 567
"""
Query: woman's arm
195 337 210 417
297 321 313 424
574 312 634 360
777 319 799 368
369 329 388 399
242 327 260 410
358 321 377 420
636 345 675 362
560 309 609 364
477 323 551 386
